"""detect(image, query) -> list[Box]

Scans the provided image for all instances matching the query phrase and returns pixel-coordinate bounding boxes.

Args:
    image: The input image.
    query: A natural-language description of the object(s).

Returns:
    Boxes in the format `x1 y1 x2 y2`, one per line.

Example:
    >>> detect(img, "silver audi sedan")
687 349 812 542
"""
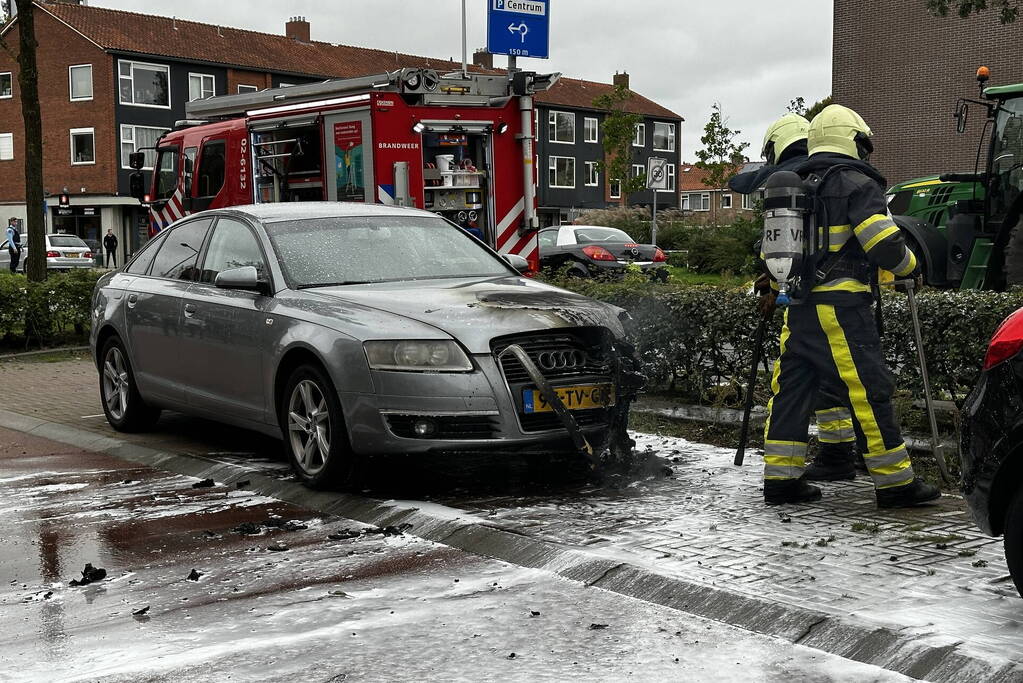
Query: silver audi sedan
90 203 642 488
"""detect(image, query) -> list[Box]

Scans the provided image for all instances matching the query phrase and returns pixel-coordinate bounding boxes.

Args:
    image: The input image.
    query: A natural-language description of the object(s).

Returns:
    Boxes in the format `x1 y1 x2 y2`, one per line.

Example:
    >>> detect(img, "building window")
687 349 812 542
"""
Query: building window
585 161 599 186
609 179 621 199
653 122 676 152
548 110 575 144
666 163 676 192
686 193 710 211
633 123 645 147
120 124 169 169
722 193 733 209
119 60 170 108
548 156 576 188
584 117 598 143
237 84 259 94
188 73 215 101
632 163 644 179
70 128 95 165
0 133 12 161
742 192 753 210
68 64 93 101
0 72 10 99
681 194 689 211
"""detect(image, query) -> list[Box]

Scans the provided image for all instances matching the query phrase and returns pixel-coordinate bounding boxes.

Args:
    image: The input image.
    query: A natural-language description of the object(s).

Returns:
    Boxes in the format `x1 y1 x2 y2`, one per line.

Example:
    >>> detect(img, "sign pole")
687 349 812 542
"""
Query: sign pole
461 0 468 77
652 189 658 246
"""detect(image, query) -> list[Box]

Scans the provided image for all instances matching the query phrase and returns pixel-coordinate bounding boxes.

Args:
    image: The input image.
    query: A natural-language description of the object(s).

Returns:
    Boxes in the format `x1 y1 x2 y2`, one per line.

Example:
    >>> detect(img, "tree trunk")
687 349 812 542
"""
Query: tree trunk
15 0 44 282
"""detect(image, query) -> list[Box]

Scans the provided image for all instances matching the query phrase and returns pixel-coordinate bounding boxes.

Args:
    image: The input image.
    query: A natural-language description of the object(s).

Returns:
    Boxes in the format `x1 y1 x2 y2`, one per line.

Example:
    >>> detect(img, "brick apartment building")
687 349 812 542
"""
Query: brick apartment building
0 0 682 257
679 162 757 226
833 0 1023 186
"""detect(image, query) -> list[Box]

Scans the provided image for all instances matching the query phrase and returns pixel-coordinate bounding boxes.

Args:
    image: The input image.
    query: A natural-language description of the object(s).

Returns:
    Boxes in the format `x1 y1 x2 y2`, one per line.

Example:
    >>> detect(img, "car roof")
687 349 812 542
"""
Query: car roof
214 202 437 224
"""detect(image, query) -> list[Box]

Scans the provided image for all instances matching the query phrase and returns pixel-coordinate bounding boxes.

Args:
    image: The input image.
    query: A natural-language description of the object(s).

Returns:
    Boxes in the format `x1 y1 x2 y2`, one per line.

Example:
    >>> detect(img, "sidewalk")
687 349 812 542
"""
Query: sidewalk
1 356 1021 681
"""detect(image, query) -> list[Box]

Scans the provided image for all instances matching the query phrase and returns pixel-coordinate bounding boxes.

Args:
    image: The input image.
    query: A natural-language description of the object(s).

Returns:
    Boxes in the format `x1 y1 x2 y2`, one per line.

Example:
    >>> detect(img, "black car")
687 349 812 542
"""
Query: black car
538 225 667 278
961 307 1023 597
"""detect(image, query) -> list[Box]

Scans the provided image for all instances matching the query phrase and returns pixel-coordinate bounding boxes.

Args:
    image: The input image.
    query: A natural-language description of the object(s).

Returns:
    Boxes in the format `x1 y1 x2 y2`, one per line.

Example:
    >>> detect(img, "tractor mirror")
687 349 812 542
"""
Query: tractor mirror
956 101 969 134
128 152 146 170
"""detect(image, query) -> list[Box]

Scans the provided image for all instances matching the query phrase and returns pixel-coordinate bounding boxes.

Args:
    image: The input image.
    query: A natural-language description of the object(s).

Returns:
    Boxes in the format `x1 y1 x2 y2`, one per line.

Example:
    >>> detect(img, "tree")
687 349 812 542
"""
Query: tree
593 84 645 206
786 97 807 116
0 0 44 281
806 95 833 121
925 0 1020 22
694 102 749 224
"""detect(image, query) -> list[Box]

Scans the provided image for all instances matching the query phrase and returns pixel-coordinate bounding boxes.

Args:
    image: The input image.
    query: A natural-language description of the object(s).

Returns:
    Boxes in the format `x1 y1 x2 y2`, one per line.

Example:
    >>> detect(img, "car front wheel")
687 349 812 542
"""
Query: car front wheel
1004 485 1023 598
99 336 160 432
280 364 359 489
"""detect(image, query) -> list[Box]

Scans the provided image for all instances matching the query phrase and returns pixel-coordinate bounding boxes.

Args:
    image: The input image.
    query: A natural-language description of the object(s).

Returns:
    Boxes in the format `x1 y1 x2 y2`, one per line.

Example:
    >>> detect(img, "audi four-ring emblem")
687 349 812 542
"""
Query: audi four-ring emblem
537 349 586 370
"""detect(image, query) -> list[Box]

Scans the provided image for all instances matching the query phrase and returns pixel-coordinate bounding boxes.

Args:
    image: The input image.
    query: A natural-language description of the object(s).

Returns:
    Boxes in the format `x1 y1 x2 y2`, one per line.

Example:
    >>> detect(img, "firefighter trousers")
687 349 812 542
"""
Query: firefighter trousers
763 303 915 489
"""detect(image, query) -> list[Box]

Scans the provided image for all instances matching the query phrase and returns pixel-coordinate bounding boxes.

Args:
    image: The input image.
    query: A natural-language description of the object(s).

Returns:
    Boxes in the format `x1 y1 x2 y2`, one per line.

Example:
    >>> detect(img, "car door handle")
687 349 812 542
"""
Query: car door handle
183 303 197 318
127 293 138 309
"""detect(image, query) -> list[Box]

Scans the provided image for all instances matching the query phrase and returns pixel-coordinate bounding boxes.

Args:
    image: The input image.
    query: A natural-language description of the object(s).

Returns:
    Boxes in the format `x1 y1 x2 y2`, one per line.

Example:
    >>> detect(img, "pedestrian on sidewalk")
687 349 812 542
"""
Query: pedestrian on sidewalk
103 228 118 268
731 114 859 482
5 217 21 273
761 104 940 509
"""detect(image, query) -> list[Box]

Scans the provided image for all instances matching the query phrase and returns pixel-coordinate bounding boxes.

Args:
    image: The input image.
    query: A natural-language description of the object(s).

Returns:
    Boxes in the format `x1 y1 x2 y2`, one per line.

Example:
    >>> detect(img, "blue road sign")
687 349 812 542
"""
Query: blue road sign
487 0 550 59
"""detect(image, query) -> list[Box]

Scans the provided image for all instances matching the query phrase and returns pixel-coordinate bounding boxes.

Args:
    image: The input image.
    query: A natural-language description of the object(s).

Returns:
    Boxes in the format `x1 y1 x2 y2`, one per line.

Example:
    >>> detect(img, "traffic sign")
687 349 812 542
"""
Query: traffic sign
647 157 669 191
487 0 550 59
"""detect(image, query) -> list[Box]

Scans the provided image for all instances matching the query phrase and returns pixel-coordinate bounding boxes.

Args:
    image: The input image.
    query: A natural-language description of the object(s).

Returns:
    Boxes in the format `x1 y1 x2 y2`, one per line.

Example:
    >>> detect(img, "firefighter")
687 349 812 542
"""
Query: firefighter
730 114 859 482
762 104 940 507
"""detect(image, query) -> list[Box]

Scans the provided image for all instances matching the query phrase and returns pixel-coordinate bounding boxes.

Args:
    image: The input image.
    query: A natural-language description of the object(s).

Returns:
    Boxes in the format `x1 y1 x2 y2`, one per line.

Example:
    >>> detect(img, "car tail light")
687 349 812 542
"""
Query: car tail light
653 248 667 262
582 245 616 262
984 308 1023 369
83 252 92 258
45 250 60 258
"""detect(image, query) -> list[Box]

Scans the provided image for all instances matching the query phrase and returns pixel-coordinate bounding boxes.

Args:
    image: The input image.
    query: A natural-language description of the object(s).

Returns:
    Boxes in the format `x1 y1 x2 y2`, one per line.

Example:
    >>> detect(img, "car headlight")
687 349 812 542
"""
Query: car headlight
364 340 473 372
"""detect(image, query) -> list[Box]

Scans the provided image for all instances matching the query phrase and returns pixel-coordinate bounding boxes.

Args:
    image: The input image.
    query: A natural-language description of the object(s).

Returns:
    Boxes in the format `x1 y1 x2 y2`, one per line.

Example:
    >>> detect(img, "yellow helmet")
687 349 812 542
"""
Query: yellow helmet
762 113 809 165
807 104 874 160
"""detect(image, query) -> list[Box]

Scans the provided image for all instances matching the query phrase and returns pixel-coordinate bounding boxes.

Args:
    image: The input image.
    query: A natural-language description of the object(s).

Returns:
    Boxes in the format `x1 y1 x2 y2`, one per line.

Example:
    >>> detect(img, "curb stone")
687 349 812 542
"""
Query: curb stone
0 345 89 361
1 407 1019 683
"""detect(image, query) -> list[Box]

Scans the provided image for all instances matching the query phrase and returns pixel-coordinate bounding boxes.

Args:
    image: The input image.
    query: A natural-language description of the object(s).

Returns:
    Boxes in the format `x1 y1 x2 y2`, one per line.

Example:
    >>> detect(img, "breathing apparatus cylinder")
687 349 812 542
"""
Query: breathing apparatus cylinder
761 171 813 306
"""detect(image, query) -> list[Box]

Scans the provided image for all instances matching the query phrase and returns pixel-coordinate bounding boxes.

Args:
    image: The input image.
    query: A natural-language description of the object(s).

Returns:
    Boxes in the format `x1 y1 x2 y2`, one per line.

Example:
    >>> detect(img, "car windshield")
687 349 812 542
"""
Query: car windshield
266 215 513 288
48 235 87 248
573 227 634 244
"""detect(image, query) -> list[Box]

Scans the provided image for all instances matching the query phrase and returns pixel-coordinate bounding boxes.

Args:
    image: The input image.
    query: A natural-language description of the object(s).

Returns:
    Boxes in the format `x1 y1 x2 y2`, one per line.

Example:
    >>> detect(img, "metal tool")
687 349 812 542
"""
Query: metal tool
897 279 953 484
735 315 769 467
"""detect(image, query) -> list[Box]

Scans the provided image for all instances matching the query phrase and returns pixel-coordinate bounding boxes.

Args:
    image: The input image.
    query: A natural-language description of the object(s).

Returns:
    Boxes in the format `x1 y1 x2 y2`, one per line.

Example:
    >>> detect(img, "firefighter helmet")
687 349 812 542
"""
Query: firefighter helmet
808 104 874 160
762 113 809 165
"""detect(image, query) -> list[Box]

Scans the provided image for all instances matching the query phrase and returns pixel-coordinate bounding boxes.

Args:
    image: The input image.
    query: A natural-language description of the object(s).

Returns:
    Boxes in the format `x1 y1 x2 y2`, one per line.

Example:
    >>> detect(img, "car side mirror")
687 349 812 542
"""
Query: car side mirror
503 253 530 273
215 266 268 294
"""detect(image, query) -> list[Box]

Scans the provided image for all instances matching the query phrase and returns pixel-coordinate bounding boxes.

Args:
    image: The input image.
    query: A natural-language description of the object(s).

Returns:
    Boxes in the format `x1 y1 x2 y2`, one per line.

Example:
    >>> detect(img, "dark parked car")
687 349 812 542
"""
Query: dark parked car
538 225 667 278
90 203 643 490
961 307 1023 597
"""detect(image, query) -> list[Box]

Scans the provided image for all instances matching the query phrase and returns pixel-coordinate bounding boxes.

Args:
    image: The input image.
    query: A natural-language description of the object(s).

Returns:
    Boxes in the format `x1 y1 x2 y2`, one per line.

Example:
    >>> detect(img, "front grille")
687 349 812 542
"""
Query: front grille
386 414 499 440
492 329 615 433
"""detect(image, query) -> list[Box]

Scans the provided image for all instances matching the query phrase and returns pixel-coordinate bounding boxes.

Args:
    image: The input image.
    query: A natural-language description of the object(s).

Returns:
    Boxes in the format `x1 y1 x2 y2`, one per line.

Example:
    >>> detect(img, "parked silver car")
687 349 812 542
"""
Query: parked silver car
0 233 94 271
90 204 643 488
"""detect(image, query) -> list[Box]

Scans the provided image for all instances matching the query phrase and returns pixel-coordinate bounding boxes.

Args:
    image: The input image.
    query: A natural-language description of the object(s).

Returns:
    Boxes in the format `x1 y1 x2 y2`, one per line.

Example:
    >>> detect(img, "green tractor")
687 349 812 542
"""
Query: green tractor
888 68 1023 290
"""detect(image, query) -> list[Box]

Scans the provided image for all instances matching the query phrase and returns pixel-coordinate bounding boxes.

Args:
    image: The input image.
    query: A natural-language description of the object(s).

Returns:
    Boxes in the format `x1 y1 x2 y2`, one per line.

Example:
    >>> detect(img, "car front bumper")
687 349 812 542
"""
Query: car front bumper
341 353 618 456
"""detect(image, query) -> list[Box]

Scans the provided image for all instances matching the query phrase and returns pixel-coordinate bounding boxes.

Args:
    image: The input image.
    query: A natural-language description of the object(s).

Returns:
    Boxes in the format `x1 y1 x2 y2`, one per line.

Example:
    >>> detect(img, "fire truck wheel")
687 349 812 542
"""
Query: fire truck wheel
280 364 360 490
1004 216 1023 287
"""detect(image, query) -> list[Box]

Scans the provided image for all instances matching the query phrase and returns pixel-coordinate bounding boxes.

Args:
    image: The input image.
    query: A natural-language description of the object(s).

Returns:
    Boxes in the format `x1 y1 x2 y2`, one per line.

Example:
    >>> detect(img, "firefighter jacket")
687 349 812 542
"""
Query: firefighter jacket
795 153 918 307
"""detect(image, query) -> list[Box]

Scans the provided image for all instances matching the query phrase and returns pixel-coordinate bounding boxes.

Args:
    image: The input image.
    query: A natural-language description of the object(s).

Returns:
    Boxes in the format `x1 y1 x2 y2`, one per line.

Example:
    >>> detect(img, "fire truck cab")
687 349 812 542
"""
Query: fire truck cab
130 68 559 266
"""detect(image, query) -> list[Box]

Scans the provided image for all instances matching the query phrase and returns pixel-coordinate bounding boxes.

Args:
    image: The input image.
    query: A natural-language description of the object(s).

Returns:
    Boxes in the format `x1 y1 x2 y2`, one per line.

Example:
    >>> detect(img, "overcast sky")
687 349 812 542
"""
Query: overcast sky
94 0 832 161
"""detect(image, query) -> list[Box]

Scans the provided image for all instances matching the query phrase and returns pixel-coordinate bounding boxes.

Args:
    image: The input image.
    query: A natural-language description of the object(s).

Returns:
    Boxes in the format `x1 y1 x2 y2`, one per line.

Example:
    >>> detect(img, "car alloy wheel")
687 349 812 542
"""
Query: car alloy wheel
102 345 130 421
287 379 331 477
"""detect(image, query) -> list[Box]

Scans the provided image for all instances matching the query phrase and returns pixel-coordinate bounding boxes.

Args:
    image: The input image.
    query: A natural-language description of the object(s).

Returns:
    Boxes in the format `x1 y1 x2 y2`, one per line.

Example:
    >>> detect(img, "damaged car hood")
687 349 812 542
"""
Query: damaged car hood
304 276 626 353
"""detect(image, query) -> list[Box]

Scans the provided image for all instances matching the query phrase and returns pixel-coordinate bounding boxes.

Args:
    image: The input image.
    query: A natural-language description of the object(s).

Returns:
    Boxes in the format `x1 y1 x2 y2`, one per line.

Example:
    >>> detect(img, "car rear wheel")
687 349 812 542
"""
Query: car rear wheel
99 336 160 432
280 364 359 489
1004 485 1023 598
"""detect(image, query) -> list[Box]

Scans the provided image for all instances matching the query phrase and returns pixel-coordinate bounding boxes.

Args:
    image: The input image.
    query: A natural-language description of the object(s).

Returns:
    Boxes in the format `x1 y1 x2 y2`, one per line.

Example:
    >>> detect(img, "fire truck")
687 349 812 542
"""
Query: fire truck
128 67 560 266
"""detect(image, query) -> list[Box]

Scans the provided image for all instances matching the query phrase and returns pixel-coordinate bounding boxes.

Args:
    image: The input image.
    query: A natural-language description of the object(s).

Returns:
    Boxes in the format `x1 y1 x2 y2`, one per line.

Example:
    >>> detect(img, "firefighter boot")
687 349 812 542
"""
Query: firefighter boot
804 442 856 481
875 477 941 509
764 477 823 506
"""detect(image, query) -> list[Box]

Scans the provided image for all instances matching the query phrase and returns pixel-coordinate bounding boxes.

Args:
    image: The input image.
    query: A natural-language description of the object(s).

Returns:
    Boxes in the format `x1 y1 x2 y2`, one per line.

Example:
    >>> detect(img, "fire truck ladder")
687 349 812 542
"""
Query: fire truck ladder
253 137 304 202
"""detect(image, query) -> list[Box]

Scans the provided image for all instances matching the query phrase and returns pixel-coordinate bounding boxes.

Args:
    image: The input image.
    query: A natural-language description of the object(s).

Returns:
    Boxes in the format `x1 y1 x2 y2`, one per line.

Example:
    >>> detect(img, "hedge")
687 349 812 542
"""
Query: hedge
0 270 103 347
546 272 1023 408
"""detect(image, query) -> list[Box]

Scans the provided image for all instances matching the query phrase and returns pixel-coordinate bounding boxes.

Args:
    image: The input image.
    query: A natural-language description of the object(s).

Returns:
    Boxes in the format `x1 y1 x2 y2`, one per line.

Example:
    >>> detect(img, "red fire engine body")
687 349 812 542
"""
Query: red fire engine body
138 68 559 267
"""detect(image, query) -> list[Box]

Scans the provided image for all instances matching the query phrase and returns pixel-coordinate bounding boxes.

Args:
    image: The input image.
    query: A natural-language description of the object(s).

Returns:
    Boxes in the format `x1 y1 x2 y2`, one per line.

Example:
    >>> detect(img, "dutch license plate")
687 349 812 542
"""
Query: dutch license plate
522 384 615 414
64 252 81 258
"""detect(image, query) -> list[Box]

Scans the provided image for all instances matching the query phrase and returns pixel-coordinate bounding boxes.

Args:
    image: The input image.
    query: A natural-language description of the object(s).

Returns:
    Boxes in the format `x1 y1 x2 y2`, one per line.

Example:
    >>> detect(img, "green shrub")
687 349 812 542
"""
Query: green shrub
0 270 103 347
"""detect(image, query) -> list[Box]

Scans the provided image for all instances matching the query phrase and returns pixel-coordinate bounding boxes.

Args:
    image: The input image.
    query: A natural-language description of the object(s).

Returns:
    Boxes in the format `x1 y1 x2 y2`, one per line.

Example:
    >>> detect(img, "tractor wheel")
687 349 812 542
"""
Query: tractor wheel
1003 216 1023 287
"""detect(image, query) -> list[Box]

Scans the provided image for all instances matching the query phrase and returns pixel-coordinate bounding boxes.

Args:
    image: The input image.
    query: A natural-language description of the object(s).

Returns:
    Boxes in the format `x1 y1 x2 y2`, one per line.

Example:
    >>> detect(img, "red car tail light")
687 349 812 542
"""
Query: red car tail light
582 245 616 261
83 252 92 258
653 248 667 262
984 308 1023 370
45 250 60 258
